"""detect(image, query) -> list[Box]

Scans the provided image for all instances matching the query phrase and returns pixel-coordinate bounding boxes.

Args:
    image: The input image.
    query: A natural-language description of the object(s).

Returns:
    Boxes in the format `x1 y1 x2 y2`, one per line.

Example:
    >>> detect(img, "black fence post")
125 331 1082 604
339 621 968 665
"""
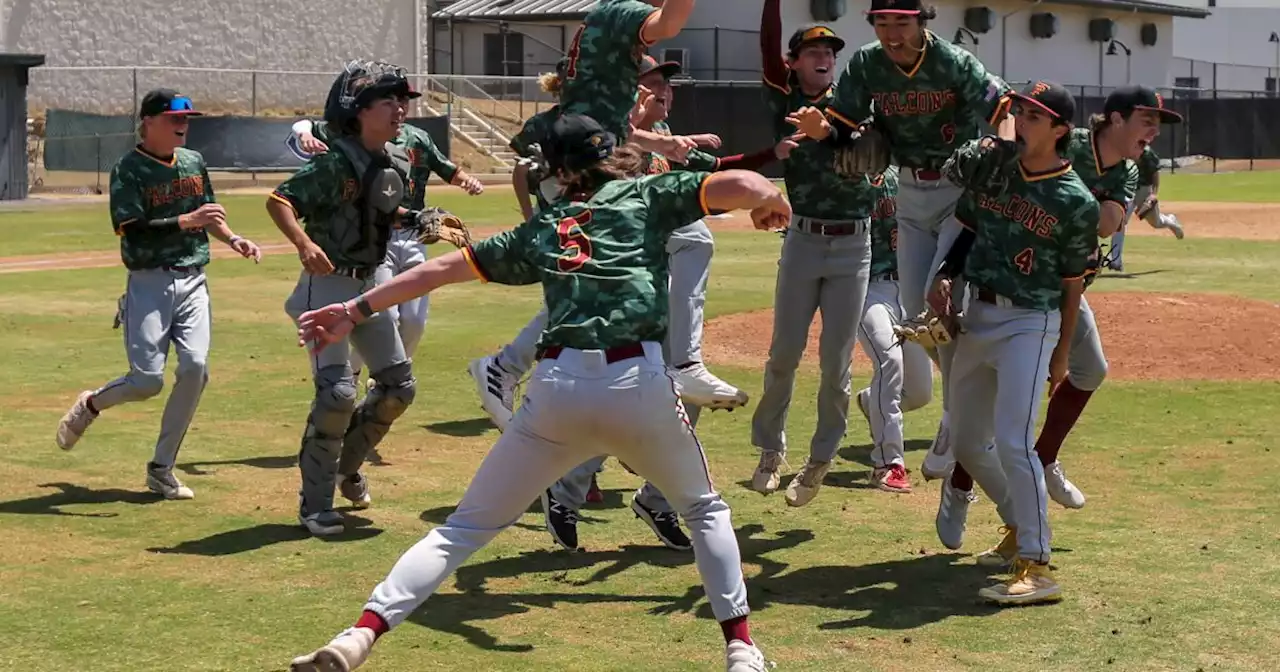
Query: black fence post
95 134 103 194
714 27 721 80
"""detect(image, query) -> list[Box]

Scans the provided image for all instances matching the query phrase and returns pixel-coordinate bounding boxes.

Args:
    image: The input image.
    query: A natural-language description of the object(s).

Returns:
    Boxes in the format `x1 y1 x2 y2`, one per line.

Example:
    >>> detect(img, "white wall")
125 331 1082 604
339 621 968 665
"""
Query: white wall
1172 7 1280 91
2 0 422 115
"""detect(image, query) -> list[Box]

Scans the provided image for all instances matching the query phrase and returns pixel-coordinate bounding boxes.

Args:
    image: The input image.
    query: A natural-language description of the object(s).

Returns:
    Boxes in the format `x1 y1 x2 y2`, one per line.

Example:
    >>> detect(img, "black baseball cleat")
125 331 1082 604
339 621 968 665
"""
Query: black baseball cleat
540 489 580 551
631 494 692 551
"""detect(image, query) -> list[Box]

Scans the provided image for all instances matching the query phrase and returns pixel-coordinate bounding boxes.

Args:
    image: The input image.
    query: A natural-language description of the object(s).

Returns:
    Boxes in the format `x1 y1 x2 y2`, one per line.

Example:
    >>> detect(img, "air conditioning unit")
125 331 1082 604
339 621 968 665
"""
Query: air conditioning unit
660 47 691 73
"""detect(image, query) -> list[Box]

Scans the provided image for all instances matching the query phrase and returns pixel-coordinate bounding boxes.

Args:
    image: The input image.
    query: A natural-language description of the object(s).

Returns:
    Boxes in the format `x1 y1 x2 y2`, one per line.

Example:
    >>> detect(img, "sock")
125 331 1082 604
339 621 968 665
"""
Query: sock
355 610 390 640
85 395 100 415
950 463 973 492
1035 379 1095 466
720 615 751 645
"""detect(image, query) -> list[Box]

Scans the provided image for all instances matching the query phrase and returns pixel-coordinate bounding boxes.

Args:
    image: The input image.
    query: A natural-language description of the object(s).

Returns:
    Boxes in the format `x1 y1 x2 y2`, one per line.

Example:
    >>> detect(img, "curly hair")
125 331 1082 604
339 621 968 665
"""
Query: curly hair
538 72 564 96
558 144 648 198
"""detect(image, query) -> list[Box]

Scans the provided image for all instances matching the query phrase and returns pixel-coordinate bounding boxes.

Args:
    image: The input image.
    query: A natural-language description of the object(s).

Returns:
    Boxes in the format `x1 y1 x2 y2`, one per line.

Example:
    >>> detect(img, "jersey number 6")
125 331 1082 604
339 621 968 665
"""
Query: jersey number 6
556 210 593 272
1014 247 1035 275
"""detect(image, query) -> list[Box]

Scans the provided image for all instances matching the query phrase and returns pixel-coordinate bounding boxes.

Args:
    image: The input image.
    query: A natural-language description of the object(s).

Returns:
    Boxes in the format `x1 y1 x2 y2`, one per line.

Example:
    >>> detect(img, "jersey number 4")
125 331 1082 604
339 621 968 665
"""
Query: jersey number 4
1014 247 1035 275
556 210 593 272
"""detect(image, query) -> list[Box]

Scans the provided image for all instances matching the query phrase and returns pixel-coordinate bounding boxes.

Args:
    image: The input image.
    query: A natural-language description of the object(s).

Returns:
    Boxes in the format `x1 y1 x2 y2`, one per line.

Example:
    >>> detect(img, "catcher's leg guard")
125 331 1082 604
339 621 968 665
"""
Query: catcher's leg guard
339 360 417 475
301 365 359 514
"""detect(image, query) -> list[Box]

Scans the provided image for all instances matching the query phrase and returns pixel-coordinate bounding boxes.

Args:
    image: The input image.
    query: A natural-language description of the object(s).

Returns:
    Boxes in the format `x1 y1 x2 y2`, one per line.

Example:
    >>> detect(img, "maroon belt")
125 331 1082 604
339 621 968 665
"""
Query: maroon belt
537 342 646 363
911 169 942 181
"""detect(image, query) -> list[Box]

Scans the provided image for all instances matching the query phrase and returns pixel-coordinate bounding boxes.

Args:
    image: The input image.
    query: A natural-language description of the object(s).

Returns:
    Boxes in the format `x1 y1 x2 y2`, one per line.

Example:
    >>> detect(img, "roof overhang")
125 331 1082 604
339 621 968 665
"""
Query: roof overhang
433 0 597 23
1044 0 1211 19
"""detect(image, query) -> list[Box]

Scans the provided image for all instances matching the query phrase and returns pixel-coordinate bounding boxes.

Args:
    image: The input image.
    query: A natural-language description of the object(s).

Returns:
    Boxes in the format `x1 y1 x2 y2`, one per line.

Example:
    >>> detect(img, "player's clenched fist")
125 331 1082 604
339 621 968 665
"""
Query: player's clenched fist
297 239 334 275
181 203 226 230
751 193 792 232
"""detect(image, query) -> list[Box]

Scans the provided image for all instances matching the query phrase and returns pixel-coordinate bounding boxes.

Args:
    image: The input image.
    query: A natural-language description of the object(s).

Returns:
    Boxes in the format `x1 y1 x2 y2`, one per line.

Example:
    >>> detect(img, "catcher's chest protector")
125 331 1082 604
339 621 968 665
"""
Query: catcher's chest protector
332 137 411 261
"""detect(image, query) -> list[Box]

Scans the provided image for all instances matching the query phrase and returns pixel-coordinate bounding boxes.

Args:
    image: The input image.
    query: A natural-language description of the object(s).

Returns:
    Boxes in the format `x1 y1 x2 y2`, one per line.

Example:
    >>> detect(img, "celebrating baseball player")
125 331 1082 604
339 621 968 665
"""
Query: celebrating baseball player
266 61 468 536
1106 143 1184 272
287 97 484 389
286 114 784 672
748 0 880 507
855 165 936 493
918 81 1100 606
787 0 1015 483
55 88 262 500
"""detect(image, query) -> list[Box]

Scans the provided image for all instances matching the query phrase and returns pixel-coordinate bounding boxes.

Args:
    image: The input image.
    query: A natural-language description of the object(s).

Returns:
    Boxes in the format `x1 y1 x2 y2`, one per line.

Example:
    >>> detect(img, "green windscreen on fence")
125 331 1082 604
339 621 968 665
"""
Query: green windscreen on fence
42 109 137 172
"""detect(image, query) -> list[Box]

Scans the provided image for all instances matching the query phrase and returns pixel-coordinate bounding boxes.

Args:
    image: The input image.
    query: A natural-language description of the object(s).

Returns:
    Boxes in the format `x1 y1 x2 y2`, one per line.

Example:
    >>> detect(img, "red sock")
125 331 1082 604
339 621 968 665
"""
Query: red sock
720 615 751 645
1035 379 1094 466
950 463 973 492
355 610 390 640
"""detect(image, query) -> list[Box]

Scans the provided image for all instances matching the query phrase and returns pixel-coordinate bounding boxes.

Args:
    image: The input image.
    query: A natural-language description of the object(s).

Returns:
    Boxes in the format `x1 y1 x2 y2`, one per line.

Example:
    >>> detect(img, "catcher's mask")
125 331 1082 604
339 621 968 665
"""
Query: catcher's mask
543 114 616 174
324 60 421 131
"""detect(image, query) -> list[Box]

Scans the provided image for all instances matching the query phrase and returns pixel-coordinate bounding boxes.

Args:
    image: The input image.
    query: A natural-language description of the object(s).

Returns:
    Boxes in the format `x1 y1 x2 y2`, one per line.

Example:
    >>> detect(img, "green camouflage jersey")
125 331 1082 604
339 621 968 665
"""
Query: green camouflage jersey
511 106 561 211
645 121 720 174
764 72 876 220
1062 128 1138 209
1136 145 1161 188
272 146 409 269
109 146 215 271
828 31 1012 171
559 0 657 141
464 171 714 350
310 120 457 210
868 165 900 278
951 141 1100 312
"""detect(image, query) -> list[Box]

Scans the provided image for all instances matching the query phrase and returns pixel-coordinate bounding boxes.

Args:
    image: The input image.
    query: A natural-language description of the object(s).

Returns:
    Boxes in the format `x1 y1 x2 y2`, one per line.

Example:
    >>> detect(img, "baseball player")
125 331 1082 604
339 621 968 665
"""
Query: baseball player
748 0 877 507
538 56 786 553
286 114 781 672
266 61 432 536
54 89 263 500
1106 143 1184 272
787 0 1015 483
854 165 935 493
511 59 569 222
288 110 483 387
924 81 1099 606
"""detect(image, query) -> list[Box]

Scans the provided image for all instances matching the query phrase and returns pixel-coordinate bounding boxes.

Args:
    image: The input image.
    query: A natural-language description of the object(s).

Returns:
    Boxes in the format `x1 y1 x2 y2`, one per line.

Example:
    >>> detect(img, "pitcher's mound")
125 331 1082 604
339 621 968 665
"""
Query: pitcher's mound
703 292 1280 381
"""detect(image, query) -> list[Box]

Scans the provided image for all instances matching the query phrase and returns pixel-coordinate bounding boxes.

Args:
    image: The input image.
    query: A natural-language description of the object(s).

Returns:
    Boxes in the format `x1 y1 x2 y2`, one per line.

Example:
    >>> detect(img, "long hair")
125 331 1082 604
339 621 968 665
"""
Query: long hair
538 72 563 96
558 144 648 199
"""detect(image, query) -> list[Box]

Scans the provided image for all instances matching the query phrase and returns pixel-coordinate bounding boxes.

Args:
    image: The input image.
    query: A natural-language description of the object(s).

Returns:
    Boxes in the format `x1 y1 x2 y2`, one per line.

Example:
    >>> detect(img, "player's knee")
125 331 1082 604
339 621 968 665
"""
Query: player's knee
175 356 208 384
902 383 933 412
313 370 359 434
1070 360 1108 392
129 371 165 399
369 361 417 420
675 490 730 523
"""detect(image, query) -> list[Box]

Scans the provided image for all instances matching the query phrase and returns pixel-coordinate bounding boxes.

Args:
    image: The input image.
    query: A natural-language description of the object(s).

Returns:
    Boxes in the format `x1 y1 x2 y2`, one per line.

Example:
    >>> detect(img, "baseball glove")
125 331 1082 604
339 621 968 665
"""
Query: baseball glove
942 135 1020 198
833 124 891 179
410 207 472 248
892 307 961 350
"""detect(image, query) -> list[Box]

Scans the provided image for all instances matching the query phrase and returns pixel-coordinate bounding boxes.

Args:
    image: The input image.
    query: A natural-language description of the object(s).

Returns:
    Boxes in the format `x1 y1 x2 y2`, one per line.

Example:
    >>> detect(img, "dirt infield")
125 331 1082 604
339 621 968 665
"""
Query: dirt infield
702 291 1280 382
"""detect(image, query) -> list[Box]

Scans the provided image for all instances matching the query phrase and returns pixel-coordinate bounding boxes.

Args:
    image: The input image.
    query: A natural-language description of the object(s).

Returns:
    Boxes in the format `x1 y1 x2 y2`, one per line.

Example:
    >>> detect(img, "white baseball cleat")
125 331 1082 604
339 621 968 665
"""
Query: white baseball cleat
726 639 768 672
785 458 831 507
855 388 872 440
1159 213 1185 239
920 417 955 481
146 464 195 500
290 627 376 672
56 390 98 450
1044 461 1086 509
467 355 515 431
673 363 749 410
935 478 976 550
751 451 786 494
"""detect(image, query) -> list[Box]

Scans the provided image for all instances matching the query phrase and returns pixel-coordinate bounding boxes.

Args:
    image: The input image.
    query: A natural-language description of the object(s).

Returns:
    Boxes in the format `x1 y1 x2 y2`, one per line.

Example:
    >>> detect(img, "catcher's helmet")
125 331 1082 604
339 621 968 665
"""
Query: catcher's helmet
323 60 422 131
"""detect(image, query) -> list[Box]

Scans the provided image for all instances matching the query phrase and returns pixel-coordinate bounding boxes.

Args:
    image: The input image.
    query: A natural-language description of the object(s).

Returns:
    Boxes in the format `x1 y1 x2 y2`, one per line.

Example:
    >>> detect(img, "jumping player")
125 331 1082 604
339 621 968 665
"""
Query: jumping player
288 106 484 385
286 114 781 672
55 89 263 501
787 0 1015 483
1106 143 1184 272
748 0 876 508
929 81 1099 606
266 61 422 536
855 165 935 493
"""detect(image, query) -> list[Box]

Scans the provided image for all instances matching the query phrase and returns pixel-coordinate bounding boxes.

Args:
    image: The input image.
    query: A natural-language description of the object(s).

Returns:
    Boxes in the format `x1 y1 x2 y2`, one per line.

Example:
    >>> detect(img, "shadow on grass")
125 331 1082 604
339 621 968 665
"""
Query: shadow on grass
175 454 296 476
0 482 162 517
423 417 495 437
145 513 381 556
1094 269 1167 280
418 485 635 535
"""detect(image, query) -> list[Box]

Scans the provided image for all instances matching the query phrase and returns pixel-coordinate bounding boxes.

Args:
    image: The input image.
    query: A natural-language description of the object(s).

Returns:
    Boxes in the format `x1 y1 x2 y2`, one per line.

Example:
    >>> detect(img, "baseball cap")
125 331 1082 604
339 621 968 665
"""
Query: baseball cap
1105 85 1182 124
543 114 616 173
139 89 203 118
788 25 846 55
1009 80 1076 121
867 0 924 16
638 54 682 80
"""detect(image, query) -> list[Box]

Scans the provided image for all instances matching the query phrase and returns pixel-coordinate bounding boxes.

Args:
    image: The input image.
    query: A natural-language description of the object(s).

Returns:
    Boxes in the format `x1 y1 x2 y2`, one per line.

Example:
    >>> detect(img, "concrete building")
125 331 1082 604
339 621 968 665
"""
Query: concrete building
1164 0 1280 94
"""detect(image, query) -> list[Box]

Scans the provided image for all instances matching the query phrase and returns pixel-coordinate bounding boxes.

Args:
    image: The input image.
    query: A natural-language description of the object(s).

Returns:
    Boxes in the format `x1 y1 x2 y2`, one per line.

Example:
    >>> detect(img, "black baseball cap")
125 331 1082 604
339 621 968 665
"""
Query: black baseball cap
1010 80 1076 122
638 54 682 80
544 114 616 173
1105 85 1182 124
867 0 924 16
139 89 203 119
788 25 846 55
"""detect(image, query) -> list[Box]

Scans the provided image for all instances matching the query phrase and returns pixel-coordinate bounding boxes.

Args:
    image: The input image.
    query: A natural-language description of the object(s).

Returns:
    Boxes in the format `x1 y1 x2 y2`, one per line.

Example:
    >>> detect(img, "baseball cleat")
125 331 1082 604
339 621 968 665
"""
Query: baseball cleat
726 639 768 672
468 355 515 432
56 390 98 450
299 508 345 537
872 463 912 493
146 463 195 500
978 558 1062 606
975 526 1019 568
785 458 831 507
751 451 786 494
920 417 955 481
338 473 373 509
630 494 692 551
673 363 749 410
290 626 375 671
855 388 872 441
540 489 580 552
1044 461 1086 509
1160 213 1185 239
935 478 976 550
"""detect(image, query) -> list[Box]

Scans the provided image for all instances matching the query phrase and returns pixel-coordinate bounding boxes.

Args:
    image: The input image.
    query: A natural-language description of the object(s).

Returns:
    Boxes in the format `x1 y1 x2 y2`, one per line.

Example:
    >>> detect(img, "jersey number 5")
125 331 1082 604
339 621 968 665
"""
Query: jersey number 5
565 25 585 80
557 210 593 272
1014 247 1035 275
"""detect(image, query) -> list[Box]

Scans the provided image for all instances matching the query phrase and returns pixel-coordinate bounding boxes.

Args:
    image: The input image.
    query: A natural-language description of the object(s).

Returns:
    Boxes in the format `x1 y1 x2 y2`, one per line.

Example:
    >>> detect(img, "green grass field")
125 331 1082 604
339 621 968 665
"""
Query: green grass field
1 175 1278 672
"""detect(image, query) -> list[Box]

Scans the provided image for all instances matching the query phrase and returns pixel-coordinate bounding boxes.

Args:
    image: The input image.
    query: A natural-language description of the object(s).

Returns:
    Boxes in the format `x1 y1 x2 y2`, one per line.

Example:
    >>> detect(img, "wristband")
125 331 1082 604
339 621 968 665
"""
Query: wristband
228 235 243 245
354 297 375 320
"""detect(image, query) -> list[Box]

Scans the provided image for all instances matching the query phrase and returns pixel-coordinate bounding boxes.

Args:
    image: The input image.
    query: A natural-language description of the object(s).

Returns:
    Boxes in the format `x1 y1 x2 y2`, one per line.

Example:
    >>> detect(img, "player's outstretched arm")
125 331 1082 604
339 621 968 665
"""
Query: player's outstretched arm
702 170 791 229
760 0 788 89
640 0 697 44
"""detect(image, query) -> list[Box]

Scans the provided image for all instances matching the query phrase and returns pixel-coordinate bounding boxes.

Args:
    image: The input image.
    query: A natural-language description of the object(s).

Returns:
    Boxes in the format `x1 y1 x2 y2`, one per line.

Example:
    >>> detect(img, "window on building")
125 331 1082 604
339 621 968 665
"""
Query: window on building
1267 77 1278 97
483 32 525 77
1173 76 1200 99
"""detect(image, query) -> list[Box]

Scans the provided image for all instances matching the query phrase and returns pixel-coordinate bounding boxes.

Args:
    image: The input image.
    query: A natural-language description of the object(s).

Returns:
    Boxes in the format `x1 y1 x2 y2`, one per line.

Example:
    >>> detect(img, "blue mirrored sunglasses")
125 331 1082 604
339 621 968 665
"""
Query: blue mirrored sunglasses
169 96 195 112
